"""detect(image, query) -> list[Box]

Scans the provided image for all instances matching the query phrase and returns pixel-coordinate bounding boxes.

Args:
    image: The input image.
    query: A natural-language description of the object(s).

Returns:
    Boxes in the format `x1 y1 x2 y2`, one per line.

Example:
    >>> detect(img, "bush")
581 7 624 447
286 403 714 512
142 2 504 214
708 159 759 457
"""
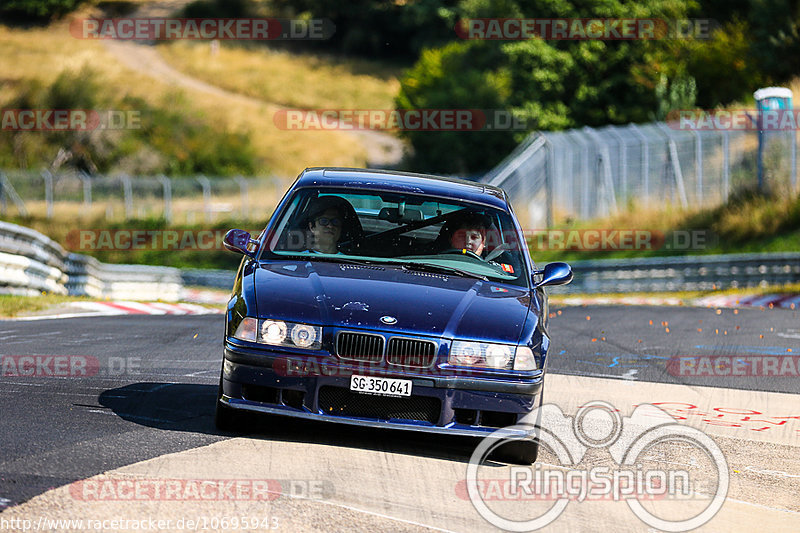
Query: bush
395 41 517 174
0 0 86 22
0 67 259 176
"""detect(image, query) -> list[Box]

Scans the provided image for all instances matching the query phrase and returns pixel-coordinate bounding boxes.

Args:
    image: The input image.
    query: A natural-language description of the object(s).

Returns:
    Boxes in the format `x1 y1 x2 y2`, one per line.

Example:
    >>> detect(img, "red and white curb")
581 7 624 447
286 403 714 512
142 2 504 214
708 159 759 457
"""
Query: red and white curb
695 293 800 309
554 293 800 309
8 301 223 321
75 301 223 316
554 295 685 306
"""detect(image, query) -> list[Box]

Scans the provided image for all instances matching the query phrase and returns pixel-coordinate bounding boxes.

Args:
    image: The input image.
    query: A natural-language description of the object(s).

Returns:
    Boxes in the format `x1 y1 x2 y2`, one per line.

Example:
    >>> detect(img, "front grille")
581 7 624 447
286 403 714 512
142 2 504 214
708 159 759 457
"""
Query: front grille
386 337 437 367
318 386 441 424
336 332 384 362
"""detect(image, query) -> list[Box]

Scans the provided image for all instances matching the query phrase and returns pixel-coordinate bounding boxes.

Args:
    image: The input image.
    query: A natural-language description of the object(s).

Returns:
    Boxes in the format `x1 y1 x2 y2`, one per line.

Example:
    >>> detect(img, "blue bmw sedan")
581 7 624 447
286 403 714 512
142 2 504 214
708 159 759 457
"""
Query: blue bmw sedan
217 167 572 463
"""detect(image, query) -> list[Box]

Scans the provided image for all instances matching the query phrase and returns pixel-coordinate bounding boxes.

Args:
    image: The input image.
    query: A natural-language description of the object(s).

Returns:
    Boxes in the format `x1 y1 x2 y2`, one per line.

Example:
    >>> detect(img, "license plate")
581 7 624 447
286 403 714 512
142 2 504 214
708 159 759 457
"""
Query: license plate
349 375 412 397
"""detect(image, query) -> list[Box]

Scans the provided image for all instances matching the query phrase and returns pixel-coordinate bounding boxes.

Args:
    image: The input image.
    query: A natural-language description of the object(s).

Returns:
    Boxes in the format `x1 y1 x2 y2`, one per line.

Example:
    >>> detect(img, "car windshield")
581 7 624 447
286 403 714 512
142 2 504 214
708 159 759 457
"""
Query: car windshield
263 187 530 287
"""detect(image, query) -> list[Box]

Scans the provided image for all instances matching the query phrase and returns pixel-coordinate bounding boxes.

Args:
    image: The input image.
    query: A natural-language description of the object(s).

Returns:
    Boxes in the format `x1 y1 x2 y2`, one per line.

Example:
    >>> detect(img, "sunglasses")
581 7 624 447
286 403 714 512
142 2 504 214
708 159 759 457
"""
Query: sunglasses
315 217 341 227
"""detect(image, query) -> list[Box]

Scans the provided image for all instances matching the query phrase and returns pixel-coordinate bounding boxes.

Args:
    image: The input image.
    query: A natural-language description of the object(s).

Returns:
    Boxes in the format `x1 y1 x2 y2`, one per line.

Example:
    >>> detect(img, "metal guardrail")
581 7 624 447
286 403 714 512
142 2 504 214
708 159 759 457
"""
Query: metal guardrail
0 221 68 295
0 222 183 300
181 269 235 290
65 254 183 301
556 252 800 294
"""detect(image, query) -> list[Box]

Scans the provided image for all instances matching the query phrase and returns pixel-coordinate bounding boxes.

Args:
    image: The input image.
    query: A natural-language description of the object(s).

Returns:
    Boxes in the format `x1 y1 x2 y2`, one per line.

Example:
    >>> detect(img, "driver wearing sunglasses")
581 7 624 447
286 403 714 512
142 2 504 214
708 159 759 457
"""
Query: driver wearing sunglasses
308 207 344 254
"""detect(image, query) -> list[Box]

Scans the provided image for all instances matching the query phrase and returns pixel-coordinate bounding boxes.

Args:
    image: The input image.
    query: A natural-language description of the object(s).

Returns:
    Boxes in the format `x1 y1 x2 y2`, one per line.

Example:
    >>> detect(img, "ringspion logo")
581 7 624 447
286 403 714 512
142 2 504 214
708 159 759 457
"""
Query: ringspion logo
465 402 728 531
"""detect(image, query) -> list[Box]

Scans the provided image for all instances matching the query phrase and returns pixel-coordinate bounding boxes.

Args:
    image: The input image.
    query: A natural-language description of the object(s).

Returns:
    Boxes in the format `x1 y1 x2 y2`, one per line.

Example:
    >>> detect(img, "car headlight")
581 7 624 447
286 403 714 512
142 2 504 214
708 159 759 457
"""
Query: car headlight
233 317 322 350
449 340 514 369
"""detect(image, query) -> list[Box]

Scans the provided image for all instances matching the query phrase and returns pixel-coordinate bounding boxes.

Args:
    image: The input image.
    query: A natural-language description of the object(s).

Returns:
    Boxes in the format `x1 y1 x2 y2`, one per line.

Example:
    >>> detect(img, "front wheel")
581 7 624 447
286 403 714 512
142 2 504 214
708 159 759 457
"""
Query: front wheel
214 374 242 432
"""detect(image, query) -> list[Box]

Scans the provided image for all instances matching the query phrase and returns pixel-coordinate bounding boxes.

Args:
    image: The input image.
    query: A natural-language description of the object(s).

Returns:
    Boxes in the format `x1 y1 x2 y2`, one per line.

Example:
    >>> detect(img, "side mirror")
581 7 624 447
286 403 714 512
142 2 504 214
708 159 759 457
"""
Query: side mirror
533 262 573 289
223 229 257 256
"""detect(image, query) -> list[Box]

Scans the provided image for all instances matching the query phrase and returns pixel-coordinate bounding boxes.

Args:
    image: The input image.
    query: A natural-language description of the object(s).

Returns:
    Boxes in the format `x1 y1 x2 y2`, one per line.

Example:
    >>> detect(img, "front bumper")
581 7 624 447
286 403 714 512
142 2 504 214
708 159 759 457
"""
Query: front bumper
221 341 543 439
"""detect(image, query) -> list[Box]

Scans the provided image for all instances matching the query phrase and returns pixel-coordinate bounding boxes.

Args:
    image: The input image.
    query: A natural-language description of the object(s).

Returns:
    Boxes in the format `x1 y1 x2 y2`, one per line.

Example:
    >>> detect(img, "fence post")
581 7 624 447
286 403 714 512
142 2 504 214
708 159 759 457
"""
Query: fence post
608 127 627 201
694 130 703 206
544 138 553 228
656 123 689 209
0 172 5 216
42 170 54 219
120 174 133 219
582 126 618 216
157 175 172 224
722 131 730 202
0 172 28 216
628 124 649 203
792 127 797 193
234 176 249 219
196 176 212 223
80 171 92 209
566 132 592 219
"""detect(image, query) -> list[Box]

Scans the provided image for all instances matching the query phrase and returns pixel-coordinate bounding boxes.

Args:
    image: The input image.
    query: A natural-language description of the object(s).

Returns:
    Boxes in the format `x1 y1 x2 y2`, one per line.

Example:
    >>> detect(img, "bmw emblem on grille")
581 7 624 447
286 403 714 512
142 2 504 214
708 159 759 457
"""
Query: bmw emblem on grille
380 316 397 325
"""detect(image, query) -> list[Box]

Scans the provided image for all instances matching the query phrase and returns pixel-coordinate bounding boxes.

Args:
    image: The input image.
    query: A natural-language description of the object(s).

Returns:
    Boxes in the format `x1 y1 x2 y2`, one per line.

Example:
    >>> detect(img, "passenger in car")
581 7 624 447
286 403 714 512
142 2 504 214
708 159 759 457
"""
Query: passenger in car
443 212 493 258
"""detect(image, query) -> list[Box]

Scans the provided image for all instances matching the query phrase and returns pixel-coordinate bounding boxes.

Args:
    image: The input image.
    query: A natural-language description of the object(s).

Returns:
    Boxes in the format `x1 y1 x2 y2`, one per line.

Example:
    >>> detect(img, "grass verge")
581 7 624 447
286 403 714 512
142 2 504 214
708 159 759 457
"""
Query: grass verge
533 188 800 263
158 41 402 111
0 293 92 318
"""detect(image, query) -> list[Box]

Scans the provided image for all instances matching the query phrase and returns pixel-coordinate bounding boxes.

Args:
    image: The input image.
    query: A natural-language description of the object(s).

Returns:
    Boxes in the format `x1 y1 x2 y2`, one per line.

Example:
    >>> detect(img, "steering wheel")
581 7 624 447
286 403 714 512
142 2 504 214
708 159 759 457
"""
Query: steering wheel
440 248 483 260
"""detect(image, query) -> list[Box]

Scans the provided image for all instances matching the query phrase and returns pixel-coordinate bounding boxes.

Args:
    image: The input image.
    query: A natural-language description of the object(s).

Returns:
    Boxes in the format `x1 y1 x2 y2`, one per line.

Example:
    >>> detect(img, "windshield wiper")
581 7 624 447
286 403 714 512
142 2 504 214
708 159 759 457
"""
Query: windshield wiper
399 262 489 281
274 254 380 266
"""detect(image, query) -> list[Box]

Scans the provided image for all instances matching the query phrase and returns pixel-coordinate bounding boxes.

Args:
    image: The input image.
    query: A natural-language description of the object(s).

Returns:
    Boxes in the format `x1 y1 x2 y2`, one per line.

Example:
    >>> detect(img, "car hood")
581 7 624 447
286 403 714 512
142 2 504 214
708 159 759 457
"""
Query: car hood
253 261 531 343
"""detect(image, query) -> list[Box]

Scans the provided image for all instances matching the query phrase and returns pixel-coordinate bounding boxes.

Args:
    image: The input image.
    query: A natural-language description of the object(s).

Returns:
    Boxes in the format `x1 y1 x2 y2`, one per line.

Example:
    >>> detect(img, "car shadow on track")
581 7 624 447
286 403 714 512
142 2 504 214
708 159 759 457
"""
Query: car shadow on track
99 382 482 465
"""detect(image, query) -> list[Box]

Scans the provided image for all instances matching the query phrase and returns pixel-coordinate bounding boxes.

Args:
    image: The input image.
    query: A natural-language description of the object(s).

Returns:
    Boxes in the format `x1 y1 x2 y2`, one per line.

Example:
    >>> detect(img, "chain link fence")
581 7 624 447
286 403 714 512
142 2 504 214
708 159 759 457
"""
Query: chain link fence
0 170 285 223
484 122 799 227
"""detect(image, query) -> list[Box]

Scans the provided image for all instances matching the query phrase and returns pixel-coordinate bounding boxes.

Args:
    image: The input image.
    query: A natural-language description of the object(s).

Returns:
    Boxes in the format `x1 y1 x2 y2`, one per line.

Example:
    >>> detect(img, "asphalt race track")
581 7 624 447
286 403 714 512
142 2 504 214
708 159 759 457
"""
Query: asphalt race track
1 305 798 531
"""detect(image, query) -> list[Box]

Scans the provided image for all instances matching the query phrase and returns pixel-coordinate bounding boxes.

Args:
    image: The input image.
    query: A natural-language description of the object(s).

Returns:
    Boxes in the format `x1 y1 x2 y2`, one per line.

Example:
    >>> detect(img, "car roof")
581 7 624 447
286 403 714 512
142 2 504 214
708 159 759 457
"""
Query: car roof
294 167 509 210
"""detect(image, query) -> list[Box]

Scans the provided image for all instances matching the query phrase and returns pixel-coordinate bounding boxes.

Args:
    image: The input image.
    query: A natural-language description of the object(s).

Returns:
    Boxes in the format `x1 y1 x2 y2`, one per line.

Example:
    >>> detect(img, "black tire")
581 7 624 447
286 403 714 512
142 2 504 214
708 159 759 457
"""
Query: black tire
214 375 242 432
491 438 539 465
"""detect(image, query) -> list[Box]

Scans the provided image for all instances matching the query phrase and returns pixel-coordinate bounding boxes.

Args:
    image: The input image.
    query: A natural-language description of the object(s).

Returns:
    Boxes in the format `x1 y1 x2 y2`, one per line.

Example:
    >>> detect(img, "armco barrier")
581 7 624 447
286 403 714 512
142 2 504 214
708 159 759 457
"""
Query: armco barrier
559 253 800 294
181 268 235 289
65 254 183 301
0 221 68 295
1 221 183 300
